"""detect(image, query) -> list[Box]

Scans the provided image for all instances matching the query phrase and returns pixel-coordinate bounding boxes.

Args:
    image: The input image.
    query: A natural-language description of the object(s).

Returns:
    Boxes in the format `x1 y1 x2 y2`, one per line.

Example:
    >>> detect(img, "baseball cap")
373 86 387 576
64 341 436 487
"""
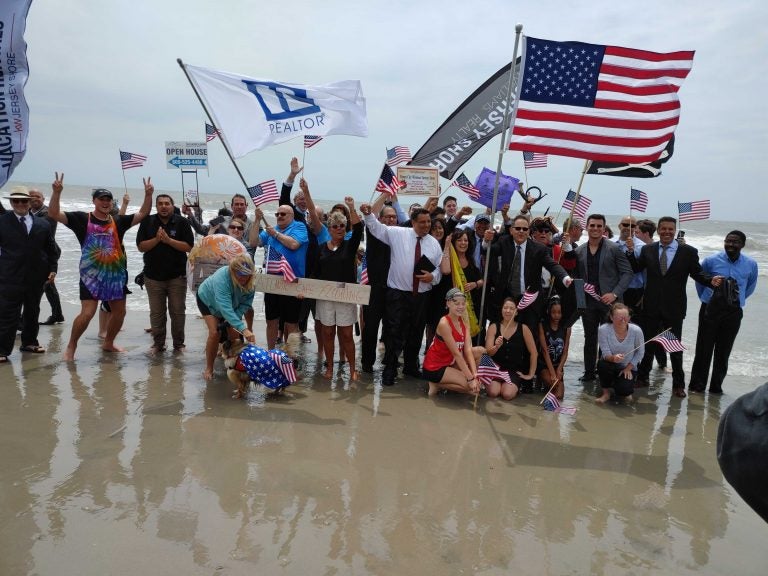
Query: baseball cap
92 188 114 200
476 214 491 223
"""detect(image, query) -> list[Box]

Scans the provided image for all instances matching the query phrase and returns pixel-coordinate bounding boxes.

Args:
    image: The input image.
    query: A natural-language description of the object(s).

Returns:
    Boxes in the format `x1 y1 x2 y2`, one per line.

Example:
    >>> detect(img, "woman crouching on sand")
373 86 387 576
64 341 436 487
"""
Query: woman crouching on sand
485 297 537 400
422 288 485 397
596 303 644 404
196 254 257 380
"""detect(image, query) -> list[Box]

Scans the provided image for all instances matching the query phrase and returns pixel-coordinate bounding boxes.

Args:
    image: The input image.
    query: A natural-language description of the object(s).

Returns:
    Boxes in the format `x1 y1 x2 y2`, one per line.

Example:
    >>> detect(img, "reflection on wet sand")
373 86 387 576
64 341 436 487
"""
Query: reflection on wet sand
0 316 766 575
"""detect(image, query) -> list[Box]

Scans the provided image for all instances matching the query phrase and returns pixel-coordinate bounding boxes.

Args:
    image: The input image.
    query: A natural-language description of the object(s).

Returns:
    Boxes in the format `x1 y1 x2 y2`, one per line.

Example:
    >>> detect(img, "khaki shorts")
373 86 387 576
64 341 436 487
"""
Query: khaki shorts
316 300 357 327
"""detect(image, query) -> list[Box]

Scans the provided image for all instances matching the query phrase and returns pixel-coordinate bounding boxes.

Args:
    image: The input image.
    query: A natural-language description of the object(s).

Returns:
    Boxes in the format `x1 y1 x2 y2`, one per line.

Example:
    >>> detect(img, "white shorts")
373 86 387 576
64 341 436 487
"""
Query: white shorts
316 300 357 327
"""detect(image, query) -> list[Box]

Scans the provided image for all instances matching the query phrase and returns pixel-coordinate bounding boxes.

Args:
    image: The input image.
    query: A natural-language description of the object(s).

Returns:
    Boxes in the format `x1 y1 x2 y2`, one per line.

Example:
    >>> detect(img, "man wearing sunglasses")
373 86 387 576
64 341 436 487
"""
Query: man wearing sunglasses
0 189 59 363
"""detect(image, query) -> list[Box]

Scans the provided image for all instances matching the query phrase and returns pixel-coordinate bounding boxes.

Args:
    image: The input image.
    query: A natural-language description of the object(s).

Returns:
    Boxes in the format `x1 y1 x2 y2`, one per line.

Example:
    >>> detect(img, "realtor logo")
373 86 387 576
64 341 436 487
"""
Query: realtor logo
242 80 321 121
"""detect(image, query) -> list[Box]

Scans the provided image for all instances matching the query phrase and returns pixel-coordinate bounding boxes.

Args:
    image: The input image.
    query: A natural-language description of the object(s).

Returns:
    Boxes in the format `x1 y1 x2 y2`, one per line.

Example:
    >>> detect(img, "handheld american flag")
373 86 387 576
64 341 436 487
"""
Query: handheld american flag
543 391 577 415
476 353 512 386
304 135 323 149
523 151 548 169
375 163 402 196
360 253 369 285
650 330 686 353
452 173 481 200
630 188 649 212
386 145 412 167
583 283 603 302
517 290 539 311
120 150 147 170
562 190 592 220
247 180 279 206
205 123 220 142
678 200 710 222
265 246 297 282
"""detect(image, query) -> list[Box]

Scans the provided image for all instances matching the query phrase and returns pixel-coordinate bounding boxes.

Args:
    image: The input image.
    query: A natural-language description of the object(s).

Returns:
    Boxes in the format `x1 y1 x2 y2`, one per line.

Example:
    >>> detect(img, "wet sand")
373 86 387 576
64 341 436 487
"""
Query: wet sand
1 304 766 575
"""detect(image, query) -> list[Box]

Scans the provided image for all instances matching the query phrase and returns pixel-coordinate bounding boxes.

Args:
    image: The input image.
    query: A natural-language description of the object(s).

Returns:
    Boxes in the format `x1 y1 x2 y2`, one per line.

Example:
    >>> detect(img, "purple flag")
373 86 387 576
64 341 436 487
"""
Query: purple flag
472 168 519 211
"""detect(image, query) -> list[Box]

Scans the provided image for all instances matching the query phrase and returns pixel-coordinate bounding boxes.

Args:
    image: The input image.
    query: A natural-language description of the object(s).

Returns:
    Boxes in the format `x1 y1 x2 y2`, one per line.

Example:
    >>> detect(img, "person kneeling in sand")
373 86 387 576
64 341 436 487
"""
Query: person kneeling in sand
596 303 645 404
422 288 485 397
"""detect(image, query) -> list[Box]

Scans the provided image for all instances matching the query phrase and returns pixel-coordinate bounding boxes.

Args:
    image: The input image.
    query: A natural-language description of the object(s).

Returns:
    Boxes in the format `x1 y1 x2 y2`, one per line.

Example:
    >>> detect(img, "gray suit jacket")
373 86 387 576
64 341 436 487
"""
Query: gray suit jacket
575 238 633 308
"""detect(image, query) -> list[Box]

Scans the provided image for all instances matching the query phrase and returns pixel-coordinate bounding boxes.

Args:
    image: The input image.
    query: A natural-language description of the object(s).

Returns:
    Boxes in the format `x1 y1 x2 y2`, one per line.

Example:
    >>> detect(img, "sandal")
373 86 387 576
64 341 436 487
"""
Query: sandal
673 388 687 398
20 345 46 354
0 356 8 363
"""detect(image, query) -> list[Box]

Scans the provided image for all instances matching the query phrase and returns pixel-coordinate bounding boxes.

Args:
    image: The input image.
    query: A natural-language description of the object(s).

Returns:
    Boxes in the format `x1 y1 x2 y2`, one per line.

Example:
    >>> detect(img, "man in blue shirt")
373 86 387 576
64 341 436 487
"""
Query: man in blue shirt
689 230 758 394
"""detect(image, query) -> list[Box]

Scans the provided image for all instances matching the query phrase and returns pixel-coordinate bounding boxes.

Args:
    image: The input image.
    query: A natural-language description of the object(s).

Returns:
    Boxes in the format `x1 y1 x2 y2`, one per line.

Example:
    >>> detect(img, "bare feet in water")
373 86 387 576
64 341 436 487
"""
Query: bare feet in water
323 367 333 379
350 370 360 381
102 343 126 353
595 391 611 404
62 347 76 361
202 369 213 381
428 382 439 396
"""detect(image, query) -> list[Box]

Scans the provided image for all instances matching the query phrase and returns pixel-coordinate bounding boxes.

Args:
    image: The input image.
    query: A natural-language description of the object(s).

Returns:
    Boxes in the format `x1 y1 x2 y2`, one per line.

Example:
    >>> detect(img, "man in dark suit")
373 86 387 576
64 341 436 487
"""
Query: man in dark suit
0 189 59 363
627 216 721 397
574 214 634 381
486 214 572 331
29 188 65 325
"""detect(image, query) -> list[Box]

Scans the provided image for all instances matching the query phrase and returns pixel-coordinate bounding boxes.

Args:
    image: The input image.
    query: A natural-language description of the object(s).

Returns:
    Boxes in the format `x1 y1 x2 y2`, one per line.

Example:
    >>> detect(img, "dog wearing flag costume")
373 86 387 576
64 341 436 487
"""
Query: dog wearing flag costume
224 333 300 399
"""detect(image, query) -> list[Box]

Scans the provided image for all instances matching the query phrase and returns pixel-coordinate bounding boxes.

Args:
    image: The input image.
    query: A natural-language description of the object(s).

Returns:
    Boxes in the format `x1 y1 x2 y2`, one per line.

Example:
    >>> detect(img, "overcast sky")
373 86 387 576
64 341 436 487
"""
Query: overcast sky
10 0 768 222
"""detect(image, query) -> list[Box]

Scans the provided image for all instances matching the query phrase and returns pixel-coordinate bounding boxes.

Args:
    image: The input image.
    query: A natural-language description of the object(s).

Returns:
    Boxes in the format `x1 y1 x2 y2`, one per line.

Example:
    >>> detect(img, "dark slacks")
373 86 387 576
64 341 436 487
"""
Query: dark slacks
639 316 685 388
690 303 743 393
597 358 636 397
42 280 63 319
361 284 387 369
581 306 608 374
383 288 427 381
0 282 44 355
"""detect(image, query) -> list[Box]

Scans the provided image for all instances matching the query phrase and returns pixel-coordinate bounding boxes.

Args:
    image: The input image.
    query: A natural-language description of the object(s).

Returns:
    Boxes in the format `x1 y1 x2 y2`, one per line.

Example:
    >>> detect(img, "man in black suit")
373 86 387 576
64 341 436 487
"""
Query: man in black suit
627 216 721 397
29 188 65 325
0 189 59 363
485 214 572 331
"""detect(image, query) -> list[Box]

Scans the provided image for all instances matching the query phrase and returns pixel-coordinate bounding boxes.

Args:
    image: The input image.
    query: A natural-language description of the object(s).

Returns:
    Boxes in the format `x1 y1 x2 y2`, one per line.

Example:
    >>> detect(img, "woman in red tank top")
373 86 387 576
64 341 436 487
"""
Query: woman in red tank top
423 288 484 397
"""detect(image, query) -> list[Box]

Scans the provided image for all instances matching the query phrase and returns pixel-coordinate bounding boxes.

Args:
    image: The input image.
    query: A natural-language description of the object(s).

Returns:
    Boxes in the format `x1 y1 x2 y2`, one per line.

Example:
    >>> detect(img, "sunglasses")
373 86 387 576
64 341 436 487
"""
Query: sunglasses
275 212 290 217
330 224 346 230
620 223 637 228
10 198 30 203
513 226 529 232
228 225 244 231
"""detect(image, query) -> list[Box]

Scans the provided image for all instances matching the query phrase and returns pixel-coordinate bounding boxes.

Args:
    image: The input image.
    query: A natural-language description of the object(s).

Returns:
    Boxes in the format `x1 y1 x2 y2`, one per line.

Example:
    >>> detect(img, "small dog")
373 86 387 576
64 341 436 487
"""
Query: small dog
224 333 301 399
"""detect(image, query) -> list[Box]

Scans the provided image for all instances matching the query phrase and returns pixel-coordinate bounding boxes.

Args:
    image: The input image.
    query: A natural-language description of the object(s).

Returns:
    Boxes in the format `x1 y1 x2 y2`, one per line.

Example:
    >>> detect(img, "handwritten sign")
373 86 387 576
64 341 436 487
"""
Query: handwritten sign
252 273 371 305
397 166 440 197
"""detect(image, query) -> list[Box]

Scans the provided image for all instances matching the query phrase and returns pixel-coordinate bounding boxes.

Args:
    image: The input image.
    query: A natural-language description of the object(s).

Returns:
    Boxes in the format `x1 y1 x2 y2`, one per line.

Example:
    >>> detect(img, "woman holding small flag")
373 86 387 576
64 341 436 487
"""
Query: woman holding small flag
596 303 644 404
484 297 537 399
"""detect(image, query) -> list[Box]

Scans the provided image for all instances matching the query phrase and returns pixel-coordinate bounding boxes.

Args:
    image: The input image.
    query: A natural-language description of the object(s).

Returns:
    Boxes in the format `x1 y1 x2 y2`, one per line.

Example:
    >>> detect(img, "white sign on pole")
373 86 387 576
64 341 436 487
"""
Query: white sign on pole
165 141 208 169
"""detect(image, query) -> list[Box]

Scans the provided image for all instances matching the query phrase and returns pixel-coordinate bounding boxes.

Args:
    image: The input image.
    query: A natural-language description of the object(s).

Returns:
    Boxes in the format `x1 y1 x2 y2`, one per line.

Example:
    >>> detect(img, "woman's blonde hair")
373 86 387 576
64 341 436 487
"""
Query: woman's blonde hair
228 253 256 293
327 210 348 228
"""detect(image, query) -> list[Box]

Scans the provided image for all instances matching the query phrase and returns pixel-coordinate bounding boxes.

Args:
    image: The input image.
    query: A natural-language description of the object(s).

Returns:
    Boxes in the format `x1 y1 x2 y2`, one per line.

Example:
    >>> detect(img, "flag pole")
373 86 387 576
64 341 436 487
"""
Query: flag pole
477 23 524 334
623 327 677 357
177 58 253 199
538 378 560 405
120 162 129 198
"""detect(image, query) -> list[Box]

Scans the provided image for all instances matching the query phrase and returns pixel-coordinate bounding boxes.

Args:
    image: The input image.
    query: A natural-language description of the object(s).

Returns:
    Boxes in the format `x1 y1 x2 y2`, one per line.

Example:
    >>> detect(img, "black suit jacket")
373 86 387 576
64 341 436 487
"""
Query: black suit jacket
631 241 711 321
0 211 59 287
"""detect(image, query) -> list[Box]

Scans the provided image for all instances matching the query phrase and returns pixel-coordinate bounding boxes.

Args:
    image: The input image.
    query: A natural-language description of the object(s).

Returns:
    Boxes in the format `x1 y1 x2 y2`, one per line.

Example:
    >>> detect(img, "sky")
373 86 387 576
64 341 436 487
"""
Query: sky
8 0 768 222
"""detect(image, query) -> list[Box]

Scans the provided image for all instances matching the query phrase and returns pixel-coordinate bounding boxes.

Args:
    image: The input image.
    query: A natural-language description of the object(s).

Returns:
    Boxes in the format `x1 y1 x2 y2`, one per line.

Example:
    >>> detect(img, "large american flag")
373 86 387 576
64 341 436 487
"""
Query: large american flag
476 353 512 386
265 246 297 282
375 163 402 196
677 200 710 222
205 123 220 142
452 172 480 200
120 150 147 170
509 37 694 164
650 329 686 352
523 151 548 169
359 253 369 285
386 145 412 167
304 135 323 149
562 189 592 220
630 188 649 212
247 180 279 206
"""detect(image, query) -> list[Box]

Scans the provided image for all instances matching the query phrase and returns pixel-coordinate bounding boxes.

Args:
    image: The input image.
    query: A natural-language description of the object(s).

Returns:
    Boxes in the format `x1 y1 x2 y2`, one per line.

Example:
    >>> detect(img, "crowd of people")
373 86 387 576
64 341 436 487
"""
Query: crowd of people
0 161 759 406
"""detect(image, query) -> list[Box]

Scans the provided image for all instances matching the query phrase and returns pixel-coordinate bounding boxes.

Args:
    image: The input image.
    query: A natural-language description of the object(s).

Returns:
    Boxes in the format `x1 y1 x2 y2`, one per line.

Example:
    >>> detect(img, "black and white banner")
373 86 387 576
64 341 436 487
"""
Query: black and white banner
587 136 675 178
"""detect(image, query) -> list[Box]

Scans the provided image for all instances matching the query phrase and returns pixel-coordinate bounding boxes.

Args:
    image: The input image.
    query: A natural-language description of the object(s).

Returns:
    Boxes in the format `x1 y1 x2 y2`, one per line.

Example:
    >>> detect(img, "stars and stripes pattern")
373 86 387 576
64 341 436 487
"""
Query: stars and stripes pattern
304 135 323 149
517 290 539 311
630 188 649 212
542 391 577 415
360 253 369 285
508 36 695 165
562 189 592 220
268 351 298 383
452 173 481 200
238 344 294 390
650 330 686 353
265 247 297 282
205 123 220 142
386 145 412 167
375 163 402 196
583 282 603 302
120 150 147 170
677 200 710 222
247 180 279 206
523 151 548 169
476 353 512 386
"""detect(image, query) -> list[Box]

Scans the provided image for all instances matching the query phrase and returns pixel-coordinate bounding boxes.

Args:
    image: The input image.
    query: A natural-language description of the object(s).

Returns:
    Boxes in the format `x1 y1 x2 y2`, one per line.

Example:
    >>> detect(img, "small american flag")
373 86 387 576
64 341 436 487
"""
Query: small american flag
517 290 539 311
247 180 279 206
562 190 592 220
452 173 480 200
268 351 298 383
476 353 512 386
265 246 297 282
523 151 548 169
386 145 412 167
120 150 147 170
650 330 686 353
205 123 220 142
583 282 603 302
304 135 323 149
543 391 577 415
360 253 369 285
375 163 402 196
678 200 710 222
630 188 648 213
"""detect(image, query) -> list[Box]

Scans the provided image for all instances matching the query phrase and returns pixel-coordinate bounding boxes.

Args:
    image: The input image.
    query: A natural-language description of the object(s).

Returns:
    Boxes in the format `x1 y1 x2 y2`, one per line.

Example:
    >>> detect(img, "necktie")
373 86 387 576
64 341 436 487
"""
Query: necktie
660 245 669 275
19 215 28 234
413 236 422 295
510 245 522 297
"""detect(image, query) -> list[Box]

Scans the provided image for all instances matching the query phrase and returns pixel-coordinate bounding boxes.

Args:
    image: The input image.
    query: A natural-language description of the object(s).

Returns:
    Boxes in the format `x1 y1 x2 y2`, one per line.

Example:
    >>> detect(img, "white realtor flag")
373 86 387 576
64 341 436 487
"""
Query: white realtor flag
0 0 32 188
185 64 368 157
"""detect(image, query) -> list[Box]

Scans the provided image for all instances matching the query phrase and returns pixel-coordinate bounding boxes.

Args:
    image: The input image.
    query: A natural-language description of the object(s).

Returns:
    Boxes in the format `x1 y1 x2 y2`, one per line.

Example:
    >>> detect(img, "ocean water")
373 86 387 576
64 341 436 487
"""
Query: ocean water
12 181 768 390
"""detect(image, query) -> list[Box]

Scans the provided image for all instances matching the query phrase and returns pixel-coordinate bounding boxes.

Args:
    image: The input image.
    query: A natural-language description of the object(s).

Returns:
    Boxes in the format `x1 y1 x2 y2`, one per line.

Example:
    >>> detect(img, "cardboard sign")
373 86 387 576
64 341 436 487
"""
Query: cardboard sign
252 273 371 305
396 166 440 196
165 141 208 169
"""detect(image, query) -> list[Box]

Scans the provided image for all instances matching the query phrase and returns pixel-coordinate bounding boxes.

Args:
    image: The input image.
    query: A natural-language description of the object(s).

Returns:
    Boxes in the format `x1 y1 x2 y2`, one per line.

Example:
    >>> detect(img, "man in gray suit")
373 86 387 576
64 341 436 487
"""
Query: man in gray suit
575 213 633 381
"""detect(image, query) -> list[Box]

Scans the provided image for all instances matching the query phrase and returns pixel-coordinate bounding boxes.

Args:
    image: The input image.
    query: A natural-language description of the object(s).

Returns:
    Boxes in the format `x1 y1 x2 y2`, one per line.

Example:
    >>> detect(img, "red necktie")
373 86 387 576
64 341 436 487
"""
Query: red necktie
413 236 422 295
